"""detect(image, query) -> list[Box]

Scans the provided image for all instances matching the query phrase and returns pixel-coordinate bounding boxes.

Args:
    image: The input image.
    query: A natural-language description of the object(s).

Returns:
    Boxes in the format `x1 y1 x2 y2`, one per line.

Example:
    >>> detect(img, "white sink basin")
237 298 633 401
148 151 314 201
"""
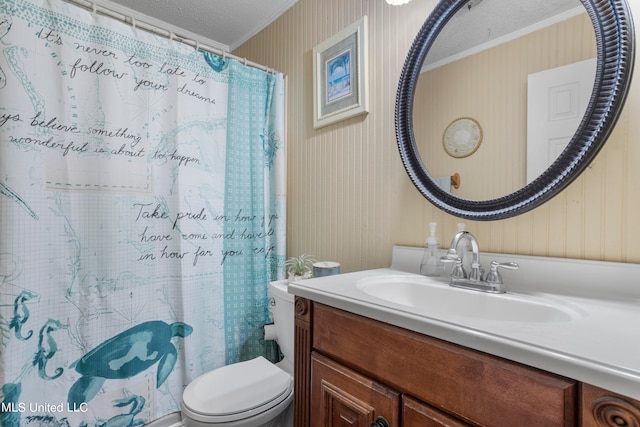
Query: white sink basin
356 275 582 323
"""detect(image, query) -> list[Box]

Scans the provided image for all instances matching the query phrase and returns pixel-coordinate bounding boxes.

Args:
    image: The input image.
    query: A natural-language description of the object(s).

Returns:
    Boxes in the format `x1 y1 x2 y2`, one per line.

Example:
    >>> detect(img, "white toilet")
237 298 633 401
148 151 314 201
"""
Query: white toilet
181 280 294 427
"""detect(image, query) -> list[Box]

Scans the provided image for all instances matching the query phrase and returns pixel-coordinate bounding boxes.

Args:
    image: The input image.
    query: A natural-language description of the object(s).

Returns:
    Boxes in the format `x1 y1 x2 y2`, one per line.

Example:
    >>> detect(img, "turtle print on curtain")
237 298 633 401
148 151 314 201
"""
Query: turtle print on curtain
0 0 287 425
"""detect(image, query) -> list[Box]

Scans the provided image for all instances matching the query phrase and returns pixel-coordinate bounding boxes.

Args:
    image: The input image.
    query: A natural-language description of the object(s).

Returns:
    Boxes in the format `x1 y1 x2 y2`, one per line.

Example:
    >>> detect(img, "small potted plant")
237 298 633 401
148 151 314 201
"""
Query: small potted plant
285 253 315 282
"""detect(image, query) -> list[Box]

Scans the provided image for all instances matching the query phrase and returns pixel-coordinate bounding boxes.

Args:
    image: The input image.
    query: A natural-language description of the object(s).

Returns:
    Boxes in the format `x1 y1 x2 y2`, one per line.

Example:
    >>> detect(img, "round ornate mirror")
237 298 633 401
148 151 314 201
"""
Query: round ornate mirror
395 0 635 220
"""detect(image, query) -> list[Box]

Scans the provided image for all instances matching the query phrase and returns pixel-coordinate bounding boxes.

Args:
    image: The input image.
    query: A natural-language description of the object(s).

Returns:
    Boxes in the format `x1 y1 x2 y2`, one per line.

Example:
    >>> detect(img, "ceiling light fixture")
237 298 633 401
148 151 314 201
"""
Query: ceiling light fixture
385 0 412 5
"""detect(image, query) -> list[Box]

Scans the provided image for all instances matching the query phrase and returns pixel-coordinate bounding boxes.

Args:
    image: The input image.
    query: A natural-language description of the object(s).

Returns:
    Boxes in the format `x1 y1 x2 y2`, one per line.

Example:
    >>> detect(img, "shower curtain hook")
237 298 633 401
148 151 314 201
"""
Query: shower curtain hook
222 51 226 60
243 57 247 67
91 1 97 16
195 40 200 52
130 17 136 29
169 31 174 41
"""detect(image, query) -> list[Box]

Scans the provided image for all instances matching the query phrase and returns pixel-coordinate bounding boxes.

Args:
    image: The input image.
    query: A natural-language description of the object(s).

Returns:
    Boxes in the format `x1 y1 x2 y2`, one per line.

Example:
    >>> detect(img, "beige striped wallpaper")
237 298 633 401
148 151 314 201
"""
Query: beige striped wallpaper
234 0 640 272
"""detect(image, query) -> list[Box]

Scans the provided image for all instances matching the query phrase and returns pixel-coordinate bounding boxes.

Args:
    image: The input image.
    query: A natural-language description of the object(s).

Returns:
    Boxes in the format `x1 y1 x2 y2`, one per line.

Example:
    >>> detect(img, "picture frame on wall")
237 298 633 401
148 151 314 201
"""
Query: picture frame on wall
313 16 369 129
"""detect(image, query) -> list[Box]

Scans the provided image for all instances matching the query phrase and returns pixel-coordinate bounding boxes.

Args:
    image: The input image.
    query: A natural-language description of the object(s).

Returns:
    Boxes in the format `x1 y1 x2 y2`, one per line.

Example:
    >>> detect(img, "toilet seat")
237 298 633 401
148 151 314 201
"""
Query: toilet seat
181 356 293 424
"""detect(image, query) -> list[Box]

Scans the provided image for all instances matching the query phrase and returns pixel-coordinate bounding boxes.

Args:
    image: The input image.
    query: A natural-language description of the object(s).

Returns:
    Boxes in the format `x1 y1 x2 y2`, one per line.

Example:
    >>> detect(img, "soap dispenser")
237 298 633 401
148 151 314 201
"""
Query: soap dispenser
420 222 444 276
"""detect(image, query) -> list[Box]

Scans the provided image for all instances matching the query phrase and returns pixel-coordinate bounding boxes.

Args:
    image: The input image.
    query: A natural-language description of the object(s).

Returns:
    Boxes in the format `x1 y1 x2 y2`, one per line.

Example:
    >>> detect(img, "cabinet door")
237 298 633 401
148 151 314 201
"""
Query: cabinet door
403 395 471 427
311 352 400 427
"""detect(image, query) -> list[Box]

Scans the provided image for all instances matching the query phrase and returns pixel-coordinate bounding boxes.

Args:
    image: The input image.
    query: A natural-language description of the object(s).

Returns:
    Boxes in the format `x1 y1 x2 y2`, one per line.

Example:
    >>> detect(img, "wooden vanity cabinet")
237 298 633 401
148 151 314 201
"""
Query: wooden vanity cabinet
294 297 581 426
294 297 640 426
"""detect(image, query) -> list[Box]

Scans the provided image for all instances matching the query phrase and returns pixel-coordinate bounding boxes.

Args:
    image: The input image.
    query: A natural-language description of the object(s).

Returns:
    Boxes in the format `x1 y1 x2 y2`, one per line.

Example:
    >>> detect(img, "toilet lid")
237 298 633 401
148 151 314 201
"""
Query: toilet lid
182 356 292 418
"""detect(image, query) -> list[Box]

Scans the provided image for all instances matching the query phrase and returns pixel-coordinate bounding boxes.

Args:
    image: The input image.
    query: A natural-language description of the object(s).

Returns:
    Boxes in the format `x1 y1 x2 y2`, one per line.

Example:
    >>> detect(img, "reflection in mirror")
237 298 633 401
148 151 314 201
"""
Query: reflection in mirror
396 0 634 220
413 0 595 200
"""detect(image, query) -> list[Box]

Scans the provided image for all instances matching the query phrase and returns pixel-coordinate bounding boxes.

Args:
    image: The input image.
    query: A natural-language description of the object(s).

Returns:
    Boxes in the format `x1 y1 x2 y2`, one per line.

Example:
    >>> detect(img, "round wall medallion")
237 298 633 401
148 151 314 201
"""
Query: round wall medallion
443 117 483 158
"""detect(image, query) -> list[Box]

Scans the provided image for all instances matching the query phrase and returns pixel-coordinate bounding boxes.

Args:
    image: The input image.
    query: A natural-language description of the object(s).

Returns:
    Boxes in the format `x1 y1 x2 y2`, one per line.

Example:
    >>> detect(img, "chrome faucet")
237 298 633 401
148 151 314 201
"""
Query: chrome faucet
444 231 482 281
441 231 518 294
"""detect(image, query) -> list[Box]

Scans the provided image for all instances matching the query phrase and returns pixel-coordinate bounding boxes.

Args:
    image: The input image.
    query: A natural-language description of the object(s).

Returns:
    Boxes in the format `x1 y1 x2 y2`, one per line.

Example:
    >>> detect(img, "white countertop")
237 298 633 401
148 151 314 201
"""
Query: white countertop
288 246 640 400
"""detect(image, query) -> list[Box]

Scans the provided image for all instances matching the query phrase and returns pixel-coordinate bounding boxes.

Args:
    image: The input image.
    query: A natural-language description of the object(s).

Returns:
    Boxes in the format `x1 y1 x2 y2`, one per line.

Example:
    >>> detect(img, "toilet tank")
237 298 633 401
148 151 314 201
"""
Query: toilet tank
267 280 294 364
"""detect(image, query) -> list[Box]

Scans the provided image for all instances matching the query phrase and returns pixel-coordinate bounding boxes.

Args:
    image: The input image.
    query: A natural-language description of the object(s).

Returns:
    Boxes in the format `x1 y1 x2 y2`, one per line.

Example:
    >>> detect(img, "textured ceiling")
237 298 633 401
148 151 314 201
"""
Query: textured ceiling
100 0 583 56
103 0 299 51
427 0 585 66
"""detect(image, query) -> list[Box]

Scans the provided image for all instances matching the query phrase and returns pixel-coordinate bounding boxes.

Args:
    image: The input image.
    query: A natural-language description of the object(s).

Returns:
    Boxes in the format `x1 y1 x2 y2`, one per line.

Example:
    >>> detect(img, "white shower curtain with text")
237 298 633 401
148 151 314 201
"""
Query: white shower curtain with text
0 0 286 425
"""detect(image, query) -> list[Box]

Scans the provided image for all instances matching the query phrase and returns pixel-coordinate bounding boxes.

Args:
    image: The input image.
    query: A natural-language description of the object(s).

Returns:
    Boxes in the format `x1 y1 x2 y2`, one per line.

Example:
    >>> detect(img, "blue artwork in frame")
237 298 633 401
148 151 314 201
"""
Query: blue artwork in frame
326 49 352 104
313 16 369 128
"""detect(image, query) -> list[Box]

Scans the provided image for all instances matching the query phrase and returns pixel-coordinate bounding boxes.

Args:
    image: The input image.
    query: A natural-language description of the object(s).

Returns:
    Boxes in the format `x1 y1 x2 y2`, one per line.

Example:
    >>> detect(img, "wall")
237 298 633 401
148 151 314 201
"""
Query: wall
234 0 640 272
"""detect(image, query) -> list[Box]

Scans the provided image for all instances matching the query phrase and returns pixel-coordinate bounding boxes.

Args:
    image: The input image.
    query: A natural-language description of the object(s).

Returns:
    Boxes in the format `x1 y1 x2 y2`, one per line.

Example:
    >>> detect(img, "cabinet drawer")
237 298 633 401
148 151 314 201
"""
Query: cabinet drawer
311 352 400 427
313 303 576 426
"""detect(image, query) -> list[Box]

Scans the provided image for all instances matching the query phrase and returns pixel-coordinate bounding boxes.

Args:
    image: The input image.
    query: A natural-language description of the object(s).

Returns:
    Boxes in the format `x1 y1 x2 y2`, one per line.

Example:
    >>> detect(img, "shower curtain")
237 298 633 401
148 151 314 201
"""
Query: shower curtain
0 0 286 425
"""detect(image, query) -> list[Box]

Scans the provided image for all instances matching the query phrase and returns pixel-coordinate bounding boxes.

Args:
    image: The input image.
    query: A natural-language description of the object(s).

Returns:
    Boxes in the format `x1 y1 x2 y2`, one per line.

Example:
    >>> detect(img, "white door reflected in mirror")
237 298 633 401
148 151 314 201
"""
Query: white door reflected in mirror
527 58 597 184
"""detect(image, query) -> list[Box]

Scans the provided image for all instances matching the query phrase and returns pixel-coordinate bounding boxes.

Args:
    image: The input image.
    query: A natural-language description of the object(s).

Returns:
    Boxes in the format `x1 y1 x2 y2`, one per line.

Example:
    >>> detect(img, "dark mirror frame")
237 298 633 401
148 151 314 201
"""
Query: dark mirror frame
396 0 635 220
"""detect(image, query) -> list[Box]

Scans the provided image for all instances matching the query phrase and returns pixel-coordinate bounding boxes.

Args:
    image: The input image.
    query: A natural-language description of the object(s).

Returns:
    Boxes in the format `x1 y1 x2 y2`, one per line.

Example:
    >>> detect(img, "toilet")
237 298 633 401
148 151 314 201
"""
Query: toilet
181 280 294 427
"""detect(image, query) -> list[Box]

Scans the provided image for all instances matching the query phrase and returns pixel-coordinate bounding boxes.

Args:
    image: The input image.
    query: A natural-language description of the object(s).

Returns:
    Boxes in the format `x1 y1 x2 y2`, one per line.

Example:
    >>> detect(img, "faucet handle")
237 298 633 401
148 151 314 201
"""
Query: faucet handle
440 256 465 279
485 261 519 284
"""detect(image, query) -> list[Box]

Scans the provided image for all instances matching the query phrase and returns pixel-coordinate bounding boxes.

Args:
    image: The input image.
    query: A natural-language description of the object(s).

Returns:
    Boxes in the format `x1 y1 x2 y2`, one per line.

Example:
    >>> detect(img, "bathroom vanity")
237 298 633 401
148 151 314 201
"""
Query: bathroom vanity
289 247 640 427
